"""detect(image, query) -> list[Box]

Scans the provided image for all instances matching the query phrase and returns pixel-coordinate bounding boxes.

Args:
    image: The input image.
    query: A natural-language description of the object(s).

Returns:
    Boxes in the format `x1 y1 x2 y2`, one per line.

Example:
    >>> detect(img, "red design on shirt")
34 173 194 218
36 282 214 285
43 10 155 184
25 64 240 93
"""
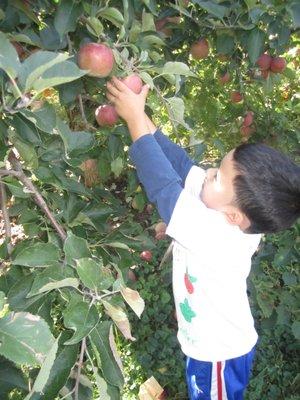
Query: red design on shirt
184 271 197 294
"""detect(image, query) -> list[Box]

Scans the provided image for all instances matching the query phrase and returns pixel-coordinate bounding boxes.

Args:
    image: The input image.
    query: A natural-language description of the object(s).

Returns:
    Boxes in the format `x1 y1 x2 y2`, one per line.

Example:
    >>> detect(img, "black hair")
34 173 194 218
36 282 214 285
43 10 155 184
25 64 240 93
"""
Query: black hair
232 143 300 234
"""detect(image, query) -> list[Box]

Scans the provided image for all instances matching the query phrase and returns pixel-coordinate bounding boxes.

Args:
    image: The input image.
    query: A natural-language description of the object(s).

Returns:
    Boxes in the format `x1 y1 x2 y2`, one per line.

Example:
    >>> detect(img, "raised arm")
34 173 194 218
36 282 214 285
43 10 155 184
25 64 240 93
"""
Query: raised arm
106 78 183 223
144 114 194 183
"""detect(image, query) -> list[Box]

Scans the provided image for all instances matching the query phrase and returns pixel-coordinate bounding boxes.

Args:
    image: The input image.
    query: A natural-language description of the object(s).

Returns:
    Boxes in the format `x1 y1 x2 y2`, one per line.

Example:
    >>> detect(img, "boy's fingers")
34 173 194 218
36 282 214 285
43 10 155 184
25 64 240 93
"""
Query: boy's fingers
106 92 116 103
106 81 120 97
112 76 129 92
141 84 150 99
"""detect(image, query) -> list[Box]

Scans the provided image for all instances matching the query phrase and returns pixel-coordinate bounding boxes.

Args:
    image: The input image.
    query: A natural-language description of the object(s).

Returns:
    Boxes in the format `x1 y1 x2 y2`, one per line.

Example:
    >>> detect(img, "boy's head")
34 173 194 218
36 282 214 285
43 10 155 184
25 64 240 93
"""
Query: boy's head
200 143 300 234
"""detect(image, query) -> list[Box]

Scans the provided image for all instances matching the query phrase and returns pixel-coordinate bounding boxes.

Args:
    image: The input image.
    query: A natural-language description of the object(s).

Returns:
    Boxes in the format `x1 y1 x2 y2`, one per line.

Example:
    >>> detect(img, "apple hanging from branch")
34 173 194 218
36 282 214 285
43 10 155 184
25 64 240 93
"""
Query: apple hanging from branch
78 42 114 77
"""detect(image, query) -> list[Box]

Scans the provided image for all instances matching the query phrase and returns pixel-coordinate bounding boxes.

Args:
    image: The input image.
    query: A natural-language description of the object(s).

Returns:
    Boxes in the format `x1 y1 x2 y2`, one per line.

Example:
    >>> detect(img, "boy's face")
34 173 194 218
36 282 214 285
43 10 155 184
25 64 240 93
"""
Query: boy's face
200 149 251 230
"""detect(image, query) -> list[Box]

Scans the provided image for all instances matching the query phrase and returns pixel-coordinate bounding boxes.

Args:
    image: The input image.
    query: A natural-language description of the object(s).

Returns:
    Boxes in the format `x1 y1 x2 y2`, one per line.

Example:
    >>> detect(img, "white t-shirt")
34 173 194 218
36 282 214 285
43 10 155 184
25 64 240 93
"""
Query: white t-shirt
166 166 262 362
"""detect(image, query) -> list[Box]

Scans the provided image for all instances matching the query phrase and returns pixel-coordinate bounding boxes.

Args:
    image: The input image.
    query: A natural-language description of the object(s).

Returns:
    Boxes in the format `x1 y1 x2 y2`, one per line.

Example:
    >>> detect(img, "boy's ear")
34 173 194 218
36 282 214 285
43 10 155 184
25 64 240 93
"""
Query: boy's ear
223 206 250 229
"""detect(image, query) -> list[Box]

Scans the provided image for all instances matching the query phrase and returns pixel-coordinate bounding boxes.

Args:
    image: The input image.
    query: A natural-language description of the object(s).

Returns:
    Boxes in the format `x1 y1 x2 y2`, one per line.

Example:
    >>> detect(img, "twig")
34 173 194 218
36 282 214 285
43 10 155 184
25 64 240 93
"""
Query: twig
0 182 13 255
0 168 22 178
8 151 67 242
66 33 73 55
74 337 86 400
158 241 174 269
78 94 89 126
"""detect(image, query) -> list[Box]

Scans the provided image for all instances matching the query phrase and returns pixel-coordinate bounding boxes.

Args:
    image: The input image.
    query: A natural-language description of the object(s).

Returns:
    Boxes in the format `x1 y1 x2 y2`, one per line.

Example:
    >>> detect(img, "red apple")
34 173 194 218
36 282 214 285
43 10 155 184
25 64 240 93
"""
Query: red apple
155 18 172 37
243 111 254 127
256 53 272 70
78 43 114 78
219 72 230 85
95 104 118 126
230 91 243 103
190 38 209 60
122 74 143 94
270 57 286 73
240 126 255 137
155 16 180 37
140 250 152 262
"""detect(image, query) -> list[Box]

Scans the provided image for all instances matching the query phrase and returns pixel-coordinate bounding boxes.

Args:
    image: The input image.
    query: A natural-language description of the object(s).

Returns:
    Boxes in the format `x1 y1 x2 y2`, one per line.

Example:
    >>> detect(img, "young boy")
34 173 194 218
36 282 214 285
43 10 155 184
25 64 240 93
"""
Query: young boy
106 77 300 400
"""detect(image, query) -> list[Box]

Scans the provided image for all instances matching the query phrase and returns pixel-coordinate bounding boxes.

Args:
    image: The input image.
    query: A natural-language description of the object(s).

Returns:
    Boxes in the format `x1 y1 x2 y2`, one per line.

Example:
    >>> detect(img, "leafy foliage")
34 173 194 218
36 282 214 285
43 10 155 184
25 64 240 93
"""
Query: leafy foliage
0 0 298 399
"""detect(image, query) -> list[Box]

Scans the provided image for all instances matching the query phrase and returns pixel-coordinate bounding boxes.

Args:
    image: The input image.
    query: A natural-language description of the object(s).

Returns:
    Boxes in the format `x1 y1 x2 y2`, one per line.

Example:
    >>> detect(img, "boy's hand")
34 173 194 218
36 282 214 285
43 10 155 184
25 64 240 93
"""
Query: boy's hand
106 77 150 123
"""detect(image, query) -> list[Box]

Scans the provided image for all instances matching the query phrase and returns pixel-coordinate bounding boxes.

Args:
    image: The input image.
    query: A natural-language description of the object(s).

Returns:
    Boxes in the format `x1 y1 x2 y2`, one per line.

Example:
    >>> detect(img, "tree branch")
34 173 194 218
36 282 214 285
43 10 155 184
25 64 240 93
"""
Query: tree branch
0 182 13 255
0 168 22 178
8 151 67 242
74 337 86 400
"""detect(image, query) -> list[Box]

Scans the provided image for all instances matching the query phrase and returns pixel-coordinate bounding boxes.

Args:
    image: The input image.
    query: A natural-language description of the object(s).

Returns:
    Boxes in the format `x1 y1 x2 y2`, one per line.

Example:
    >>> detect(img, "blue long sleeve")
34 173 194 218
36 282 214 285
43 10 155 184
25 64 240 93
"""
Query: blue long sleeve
153 129 194 183
129 134 183 224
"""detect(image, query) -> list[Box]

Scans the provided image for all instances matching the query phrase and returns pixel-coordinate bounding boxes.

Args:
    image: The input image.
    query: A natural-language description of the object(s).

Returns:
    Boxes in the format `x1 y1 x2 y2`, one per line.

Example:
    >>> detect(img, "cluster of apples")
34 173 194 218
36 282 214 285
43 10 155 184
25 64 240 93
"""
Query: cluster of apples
256 53 287 78
77 42 143 127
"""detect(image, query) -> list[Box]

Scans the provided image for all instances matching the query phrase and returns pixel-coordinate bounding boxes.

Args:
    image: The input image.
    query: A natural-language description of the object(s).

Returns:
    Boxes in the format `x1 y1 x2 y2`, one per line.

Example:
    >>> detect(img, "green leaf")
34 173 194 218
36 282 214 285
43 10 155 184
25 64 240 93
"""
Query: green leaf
92 368 120 400
246 28 265 65
98 7 124 27
18 51 69 92
20 103 57 134
0 31 21 79
287 4 300 28
86 17 104 38
139 71 154 89
7 274 46 312
193 0 228 19
216 33 235 55
89 321 124 388
27 265 79 297
38 332 79 400
12 243 61 267
0 312 55 366
63 231 91 265
167 97 189 128
10 0 40 25
58 79 84 105
32 60 86 94
24 336 59 399
1 176 30 198
160 62 196 77
0 291 5 312
291 320 300 340
76 258 114 291
56 118 95 157
0 357 28 397
8 130 39 169
63 300 99 345
141 10 156 31
11 114 41 144
54 0 83 38
111 157 123 177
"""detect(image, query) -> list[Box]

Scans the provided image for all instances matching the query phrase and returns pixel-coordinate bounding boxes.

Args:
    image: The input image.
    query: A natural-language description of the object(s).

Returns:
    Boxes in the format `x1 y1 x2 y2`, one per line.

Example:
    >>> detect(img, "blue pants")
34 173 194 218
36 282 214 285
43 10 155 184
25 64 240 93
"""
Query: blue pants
186 347 256 400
